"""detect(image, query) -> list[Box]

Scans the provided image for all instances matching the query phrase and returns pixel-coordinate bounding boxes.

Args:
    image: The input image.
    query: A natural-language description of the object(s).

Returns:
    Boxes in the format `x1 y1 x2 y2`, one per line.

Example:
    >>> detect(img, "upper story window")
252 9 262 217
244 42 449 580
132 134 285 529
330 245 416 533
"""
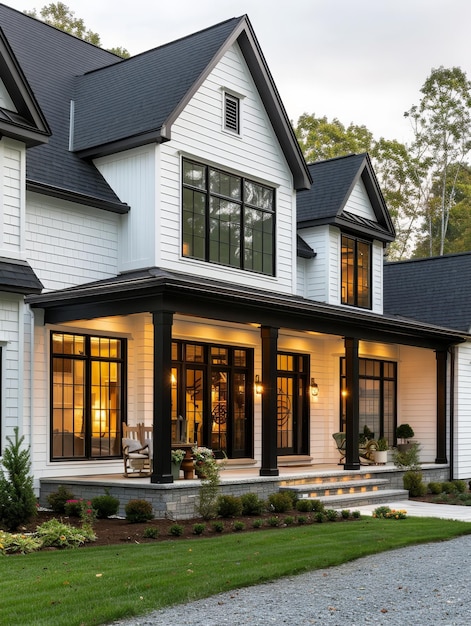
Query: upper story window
182 158 275 276
341 234 371 308
224 93 239 133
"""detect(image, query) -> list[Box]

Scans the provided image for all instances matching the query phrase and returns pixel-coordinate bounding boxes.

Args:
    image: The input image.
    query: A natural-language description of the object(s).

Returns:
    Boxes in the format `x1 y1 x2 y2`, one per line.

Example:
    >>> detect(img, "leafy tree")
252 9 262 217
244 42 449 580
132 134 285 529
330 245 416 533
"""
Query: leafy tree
24 3 130 58
0 427 37 531
405 66 471 256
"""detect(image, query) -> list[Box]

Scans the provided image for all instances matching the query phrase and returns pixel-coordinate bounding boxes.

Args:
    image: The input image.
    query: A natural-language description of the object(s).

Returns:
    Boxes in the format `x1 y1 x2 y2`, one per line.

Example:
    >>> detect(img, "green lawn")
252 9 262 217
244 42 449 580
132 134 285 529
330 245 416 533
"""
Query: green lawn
1 517 470 626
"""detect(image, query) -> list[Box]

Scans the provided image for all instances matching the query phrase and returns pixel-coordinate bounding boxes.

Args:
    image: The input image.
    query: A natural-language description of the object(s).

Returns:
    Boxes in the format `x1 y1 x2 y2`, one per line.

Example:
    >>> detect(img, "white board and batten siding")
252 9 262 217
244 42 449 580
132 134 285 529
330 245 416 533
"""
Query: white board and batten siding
159 42 297 295
95 145 157 272
454 342 471 478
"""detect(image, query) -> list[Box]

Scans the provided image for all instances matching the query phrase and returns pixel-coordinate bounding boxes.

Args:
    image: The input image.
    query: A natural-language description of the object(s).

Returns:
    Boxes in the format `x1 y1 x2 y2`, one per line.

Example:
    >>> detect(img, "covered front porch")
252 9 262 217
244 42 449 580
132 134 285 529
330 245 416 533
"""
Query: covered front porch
26 267 467 490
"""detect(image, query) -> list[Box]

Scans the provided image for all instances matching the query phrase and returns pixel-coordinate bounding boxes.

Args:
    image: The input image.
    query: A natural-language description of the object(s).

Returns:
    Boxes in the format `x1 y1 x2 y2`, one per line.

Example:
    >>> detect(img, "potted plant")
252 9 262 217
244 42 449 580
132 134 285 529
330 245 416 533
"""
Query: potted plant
192 445 216 479
396 424 415 452
373 437 388 464
171 449 185 480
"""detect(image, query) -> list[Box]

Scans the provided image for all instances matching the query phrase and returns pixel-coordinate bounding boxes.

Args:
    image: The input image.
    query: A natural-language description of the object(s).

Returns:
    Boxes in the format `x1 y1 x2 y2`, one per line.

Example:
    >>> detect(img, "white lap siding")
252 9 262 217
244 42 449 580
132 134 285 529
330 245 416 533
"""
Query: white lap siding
454 342 471 478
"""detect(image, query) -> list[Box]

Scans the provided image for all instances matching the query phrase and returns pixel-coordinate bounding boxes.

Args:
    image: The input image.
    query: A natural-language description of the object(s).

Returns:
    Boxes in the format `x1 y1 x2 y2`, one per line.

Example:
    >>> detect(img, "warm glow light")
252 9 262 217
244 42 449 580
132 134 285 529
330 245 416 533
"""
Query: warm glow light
310 378 319 397
255 375 263 394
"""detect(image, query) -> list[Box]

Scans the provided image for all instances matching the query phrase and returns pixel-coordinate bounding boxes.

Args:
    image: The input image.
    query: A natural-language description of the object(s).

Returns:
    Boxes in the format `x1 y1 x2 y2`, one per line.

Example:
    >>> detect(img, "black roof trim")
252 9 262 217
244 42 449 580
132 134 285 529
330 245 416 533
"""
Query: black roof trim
0 257 43 294
75 129 166 160
26 266 468 349
26 180 130 214
0 25 51 146
297 234 316 259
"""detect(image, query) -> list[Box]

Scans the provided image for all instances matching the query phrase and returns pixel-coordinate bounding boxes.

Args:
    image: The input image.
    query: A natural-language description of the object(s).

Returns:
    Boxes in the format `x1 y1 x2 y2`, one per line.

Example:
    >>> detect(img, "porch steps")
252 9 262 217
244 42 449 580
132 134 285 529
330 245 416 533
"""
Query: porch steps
280 477 408 509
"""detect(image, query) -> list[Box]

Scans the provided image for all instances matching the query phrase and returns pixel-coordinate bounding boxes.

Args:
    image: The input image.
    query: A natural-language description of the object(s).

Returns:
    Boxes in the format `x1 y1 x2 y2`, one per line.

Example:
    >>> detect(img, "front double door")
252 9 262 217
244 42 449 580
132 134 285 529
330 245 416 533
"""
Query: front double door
276 353 309 456
171 342 253 459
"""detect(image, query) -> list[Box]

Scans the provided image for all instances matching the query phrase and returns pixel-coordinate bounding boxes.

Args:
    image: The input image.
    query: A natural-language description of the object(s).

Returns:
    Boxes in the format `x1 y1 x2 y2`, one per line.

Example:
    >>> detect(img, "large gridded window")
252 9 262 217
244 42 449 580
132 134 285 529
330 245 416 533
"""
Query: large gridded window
340 357 396 445
182 158 275 276
341 235 371 308
51 332 126 460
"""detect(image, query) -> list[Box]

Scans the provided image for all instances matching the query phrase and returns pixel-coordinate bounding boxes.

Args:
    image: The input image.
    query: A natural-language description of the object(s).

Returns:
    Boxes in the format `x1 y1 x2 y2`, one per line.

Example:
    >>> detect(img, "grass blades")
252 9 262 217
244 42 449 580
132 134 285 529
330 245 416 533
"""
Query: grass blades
1 517 470 626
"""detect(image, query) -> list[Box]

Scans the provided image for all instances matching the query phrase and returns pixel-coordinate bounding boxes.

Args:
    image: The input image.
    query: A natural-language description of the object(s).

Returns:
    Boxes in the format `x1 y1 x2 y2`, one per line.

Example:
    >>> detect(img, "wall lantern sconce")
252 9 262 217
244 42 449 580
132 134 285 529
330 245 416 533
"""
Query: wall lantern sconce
310 378 319 397
255 375 263 394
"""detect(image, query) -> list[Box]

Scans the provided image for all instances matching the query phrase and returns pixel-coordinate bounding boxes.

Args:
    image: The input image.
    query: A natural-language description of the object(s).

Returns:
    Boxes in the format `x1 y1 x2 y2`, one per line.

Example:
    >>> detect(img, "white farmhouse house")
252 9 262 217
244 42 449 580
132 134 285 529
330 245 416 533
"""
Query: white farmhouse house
0 5 468 495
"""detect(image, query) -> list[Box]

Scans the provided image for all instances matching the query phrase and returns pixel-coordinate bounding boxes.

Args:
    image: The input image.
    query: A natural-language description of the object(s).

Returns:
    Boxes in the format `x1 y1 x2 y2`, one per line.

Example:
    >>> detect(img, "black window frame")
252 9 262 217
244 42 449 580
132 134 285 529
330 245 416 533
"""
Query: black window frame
340 357 397 444
182 158 276 276
50 332 127 461
341 234 372 309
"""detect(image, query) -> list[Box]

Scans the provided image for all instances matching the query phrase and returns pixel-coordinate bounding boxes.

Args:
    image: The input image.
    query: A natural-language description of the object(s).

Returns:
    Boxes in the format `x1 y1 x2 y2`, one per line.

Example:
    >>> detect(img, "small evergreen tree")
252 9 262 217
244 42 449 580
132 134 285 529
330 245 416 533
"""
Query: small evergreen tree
0 427 37 531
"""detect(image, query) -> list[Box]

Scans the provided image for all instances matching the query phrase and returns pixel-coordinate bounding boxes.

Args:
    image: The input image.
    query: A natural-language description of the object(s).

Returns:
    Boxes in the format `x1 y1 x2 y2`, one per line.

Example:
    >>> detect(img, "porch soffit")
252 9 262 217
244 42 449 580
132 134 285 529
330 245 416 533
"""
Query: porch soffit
25 267 469 351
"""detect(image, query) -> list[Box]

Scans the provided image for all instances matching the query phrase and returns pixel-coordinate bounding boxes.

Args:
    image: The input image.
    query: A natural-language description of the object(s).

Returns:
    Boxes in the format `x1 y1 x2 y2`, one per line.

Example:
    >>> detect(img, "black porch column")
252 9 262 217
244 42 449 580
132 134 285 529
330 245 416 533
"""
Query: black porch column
435 349 448 464
151 310 174 484
344 337 360 470
260 325 279 476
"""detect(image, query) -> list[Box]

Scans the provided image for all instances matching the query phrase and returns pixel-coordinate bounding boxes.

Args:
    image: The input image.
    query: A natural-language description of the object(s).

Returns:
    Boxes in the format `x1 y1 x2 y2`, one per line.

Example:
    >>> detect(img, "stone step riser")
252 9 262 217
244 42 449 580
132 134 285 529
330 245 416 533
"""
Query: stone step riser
310 489 409 510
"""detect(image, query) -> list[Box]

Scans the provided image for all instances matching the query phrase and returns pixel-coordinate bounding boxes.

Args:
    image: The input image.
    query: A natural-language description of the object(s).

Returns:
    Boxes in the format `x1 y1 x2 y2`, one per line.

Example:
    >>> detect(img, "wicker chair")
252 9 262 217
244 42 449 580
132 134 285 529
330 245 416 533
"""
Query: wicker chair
332 432 377 464
122 422 151 477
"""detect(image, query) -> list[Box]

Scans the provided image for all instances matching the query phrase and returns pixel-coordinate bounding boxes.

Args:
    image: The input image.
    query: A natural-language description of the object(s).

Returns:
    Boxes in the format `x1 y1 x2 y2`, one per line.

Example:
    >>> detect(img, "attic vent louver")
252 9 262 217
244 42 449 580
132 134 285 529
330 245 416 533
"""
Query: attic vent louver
224 93 239 133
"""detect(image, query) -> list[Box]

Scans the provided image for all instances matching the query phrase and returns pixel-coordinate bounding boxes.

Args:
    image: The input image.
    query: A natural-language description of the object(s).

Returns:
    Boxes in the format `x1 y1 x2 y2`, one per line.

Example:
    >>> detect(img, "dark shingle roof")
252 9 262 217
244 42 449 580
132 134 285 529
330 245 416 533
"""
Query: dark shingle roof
0 4 127 212
296 153 395 241
0 257 43 294
384 253 471 332
73 18 244 153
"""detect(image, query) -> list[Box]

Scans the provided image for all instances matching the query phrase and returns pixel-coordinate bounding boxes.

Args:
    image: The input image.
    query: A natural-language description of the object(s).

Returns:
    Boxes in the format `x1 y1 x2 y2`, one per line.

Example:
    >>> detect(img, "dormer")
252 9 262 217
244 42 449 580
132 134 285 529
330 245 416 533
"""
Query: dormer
296 153 395 314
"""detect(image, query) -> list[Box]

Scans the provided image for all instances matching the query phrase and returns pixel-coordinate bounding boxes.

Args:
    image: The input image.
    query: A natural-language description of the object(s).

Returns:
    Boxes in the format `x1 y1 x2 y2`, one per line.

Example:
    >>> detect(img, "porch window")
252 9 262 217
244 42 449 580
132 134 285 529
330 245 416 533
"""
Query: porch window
182 158 275 276
340 357 396 444
51 332 126 460
341 235 371 308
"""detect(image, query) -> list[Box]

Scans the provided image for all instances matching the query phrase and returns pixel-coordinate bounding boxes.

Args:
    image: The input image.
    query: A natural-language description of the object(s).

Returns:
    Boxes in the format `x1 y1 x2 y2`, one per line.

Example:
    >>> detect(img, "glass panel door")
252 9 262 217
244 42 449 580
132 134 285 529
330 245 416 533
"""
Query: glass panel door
185 368 204 445
277 375 294 453
211 370 227 452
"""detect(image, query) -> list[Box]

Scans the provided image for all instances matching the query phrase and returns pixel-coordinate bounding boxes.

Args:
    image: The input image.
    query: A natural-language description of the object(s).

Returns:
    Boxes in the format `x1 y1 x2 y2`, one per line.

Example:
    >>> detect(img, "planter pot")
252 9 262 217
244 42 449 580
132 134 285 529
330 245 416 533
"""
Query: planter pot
373 450 388 464
397 443 414 453
171 462 182 480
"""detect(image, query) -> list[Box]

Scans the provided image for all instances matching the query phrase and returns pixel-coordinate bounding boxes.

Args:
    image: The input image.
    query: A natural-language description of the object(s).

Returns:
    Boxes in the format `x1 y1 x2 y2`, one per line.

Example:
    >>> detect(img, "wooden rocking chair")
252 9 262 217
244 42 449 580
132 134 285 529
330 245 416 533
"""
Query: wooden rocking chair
122 422 151 477
332 432 377 464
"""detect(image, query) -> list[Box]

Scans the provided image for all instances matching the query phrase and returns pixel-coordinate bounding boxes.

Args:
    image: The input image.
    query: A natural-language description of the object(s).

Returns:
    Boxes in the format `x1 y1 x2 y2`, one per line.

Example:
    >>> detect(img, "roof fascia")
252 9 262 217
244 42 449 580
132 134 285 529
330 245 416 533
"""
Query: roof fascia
0 26 51 145
360 154 395 236
75 128 165 159
26 180 130 214
160 16 311 191
297 216 394 243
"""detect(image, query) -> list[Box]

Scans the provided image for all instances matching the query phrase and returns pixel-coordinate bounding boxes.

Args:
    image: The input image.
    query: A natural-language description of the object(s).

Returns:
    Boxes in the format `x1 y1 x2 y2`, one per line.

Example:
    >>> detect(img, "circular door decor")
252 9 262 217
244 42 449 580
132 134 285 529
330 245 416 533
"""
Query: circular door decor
277 388 291 427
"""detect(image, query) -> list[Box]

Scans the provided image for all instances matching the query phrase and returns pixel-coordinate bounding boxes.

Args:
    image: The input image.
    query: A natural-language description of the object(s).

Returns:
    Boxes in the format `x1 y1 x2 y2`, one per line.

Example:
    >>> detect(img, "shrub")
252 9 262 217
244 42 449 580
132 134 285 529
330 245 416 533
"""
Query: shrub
352 510 361 519
211 520 225 533
452 479 467 493
393 443 421 470
125 499 153 523
403 470 427 496
283 490 298 508
441 481 458 494
0 428 38 531
311 499 325 513
372 505 392 518
91 492 120 518
192 523 206 535
267 516 280 527
241 492 265 516
216 495 243 518
267 492 293 513
0 530 42 555
36 518 96 548
47 485 75 514
64 499 84 517
284 515 295 525
341 509 351 519
143 527 159 538
232 520 245 532
296 515 308 525
428 481 443 495
296 499 313 512
315 511 326 523
252 518 263 529
169 523 183 536
325 509 338 521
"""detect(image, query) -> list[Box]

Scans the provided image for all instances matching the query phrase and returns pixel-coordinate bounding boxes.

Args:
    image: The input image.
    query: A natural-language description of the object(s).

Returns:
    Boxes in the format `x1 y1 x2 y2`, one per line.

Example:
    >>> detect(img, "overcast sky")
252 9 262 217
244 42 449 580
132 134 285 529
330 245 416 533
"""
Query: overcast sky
8 0 471 143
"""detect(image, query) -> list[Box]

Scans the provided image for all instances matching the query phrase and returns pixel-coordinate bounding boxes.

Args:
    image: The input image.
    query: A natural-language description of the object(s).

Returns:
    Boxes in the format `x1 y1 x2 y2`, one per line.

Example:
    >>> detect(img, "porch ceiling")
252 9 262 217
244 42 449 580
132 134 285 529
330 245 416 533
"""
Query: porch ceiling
26 266 469 350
